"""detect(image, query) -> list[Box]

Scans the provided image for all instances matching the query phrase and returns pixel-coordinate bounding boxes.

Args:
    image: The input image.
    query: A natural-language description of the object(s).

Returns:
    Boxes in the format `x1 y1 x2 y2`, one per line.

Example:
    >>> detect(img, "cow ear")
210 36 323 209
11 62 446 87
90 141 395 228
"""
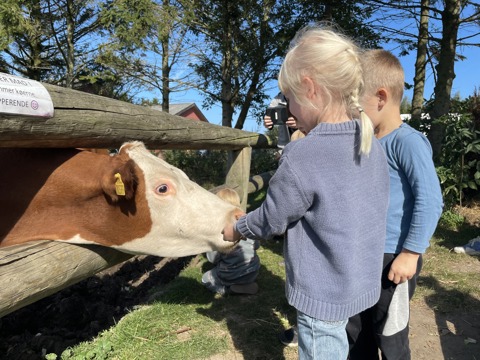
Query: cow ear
102 158 137 202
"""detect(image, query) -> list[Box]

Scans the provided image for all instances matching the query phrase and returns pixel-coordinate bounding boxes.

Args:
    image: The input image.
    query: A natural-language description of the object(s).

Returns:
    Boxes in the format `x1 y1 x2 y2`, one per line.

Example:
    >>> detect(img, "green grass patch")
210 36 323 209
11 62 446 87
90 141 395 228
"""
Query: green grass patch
55 239 296 360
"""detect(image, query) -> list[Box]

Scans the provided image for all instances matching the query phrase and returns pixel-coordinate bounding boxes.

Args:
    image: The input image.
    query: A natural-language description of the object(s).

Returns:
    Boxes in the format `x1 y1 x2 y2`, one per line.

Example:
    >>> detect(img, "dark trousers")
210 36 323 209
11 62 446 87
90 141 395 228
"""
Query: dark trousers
347 253 422 360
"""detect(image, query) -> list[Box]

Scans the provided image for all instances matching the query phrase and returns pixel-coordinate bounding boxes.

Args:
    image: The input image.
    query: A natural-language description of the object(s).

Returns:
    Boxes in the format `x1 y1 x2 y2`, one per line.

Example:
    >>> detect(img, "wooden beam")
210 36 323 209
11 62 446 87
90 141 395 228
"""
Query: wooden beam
247 171 275 194
0 83 275 150
0 241 132 318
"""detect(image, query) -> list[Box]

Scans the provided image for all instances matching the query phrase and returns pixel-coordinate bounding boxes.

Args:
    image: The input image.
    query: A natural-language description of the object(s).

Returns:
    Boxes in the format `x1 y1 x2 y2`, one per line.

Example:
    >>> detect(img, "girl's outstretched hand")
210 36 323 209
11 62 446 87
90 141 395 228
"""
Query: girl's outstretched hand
222 223 243 243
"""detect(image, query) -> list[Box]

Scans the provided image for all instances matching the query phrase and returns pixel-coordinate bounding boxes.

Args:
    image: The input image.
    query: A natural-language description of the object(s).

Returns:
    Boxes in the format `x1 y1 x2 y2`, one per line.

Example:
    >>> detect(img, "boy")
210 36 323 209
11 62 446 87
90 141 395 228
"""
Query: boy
347 49 444 359
202 187 260 296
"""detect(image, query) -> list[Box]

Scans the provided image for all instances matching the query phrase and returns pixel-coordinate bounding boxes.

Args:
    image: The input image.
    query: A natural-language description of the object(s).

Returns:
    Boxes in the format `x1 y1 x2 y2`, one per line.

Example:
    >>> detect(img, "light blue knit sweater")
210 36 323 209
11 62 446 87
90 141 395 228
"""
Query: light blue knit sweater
235 120 390 321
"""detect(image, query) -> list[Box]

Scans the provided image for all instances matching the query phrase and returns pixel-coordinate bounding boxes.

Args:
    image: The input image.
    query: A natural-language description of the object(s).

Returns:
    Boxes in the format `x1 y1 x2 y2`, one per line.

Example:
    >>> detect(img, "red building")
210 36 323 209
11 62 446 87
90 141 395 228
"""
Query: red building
151 103 209 123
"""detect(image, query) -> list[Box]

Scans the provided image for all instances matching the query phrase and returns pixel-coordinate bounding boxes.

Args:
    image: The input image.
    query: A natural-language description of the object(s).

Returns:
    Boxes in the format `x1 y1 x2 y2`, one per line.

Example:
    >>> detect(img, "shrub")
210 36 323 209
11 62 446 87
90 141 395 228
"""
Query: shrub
436 111 480 208
162 148 278 190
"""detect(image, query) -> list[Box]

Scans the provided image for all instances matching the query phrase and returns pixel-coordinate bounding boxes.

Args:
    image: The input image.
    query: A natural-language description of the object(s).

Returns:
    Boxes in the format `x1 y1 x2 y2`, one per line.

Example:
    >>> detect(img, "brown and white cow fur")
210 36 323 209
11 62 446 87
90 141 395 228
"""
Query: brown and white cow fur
0 141 243 257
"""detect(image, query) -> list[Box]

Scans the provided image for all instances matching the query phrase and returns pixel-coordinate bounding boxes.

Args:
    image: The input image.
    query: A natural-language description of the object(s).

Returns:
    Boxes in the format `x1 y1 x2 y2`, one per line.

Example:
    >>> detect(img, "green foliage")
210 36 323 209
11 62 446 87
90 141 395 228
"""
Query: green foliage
162 150 228 189
188 1 380 128
437 209 465 231
250 148 278 176
162 148 278 189
247 188 267 211
99 0 157 50
436 110 480 208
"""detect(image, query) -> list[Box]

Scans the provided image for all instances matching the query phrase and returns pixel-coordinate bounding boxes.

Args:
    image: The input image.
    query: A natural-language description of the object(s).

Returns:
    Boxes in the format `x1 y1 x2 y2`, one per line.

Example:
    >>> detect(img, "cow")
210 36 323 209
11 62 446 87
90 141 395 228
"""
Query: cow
0 141 244 257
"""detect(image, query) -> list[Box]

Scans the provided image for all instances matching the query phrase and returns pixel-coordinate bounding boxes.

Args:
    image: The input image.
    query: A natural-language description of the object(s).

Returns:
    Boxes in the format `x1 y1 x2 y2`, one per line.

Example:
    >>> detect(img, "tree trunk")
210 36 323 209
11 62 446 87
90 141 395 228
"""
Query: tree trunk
427 0 461 161
220 10 234 128
65 0 75 88
162 31 171 113
411 0 430 128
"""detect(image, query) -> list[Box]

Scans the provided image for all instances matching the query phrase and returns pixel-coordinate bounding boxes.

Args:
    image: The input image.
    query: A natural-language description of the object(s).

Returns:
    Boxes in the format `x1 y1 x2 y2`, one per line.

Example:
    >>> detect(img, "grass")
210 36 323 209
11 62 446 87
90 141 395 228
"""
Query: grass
412 213 480 313
50 207 479 360
53 238 298 360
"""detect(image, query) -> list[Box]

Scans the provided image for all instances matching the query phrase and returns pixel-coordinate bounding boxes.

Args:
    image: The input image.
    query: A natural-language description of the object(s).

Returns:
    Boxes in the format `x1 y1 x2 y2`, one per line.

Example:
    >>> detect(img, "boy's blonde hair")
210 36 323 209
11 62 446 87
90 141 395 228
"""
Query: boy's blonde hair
290 129 305 141
361 49 405 105
278 24 374 155
214 187 241 207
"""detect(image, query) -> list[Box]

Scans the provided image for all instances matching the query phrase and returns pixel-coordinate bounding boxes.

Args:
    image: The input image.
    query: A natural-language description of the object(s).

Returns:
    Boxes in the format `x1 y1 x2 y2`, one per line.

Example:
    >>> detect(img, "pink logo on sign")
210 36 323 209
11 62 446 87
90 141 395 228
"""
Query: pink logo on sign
31 100 39 110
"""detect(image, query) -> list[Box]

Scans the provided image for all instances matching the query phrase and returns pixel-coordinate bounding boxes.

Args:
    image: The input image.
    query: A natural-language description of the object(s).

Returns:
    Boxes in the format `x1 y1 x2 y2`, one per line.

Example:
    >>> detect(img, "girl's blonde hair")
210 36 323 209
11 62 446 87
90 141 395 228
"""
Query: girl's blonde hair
278 24 373 155
214 187 241 207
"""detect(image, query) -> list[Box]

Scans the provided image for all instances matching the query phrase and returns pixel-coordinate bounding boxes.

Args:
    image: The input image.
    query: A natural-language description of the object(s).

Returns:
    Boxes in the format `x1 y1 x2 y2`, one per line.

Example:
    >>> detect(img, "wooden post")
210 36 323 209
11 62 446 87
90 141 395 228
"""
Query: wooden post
225 147 252 211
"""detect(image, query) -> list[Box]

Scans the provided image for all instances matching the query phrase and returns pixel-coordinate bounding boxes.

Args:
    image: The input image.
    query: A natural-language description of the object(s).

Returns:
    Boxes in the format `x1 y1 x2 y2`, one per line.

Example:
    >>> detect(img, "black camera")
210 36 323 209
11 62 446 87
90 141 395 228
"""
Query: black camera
265 105 289 125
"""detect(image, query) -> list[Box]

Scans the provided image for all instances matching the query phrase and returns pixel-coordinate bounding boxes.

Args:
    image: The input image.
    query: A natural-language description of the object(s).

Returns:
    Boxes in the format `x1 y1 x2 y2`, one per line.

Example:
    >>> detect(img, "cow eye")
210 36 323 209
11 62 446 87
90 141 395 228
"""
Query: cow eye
156 184 169 194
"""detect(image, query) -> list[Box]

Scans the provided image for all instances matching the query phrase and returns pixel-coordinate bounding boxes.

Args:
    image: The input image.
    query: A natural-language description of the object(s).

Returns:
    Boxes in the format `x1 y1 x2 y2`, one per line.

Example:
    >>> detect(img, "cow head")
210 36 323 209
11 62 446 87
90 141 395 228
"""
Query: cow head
109 141 244 257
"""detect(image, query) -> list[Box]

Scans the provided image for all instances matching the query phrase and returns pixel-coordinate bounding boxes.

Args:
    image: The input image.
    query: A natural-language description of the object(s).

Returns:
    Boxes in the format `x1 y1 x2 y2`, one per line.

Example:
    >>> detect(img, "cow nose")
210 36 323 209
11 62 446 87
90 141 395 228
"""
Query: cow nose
233 207 246 220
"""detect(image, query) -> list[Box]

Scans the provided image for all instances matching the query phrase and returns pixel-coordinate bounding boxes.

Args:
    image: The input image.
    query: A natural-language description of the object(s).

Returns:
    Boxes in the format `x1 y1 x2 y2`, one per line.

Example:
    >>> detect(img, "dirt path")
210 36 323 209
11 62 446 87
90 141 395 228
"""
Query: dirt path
409 301 479 360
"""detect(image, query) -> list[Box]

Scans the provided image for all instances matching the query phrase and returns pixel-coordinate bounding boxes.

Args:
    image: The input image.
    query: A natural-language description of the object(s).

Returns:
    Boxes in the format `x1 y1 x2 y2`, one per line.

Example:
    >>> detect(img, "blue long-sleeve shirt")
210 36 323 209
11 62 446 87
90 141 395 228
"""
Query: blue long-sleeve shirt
380 123 443 254
235 120 389 321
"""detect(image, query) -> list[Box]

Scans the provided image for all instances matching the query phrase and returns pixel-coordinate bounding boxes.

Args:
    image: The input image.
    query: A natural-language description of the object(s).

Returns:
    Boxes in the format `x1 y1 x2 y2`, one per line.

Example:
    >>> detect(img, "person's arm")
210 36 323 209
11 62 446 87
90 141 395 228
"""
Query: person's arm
225 154 310 242
388 133 443 284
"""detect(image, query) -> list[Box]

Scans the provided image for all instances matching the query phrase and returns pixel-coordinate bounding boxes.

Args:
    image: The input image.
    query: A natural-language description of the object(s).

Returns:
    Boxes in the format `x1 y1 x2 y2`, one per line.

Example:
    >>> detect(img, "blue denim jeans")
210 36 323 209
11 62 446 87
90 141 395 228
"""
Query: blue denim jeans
297 310 349 360
202 238 260 294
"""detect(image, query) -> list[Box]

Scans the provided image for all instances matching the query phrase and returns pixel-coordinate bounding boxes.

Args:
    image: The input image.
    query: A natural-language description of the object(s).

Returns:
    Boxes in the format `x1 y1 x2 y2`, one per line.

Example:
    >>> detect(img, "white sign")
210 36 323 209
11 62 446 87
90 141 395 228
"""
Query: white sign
0 72 54 118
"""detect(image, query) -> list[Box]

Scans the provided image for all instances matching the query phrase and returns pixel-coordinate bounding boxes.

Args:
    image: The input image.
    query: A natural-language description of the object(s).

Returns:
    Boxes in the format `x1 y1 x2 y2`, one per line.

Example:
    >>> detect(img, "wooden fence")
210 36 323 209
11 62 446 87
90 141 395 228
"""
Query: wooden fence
0 83 276 318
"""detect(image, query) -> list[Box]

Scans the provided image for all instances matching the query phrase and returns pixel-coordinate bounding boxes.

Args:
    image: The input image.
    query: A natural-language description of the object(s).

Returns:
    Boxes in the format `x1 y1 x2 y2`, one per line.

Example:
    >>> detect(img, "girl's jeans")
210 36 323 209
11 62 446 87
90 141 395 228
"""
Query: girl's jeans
297 310 348 360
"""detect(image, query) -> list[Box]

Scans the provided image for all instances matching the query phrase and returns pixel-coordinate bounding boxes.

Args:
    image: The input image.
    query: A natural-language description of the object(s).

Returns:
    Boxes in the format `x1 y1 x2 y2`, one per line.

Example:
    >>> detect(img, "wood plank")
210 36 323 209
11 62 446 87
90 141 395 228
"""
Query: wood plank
0 83 275 150
0 241 132 318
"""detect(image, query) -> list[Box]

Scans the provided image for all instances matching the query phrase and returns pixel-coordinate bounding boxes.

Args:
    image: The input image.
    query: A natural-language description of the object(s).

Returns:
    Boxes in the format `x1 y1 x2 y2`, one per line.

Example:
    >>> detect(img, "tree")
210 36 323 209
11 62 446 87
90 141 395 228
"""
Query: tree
427 0 479 160
186 0 379 129
0 0 59 81
363 0 480 159
45 0 104 88
0 0 154 98
99 0 194 111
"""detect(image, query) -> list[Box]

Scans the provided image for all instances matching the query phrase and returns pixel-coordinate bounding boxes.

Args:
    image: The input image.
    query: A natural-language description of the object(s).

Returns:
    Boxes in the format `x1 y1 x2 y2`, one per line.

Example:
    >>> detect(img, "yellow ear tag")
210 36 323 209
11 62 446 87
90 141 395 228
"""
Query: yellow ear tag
114 173 126 196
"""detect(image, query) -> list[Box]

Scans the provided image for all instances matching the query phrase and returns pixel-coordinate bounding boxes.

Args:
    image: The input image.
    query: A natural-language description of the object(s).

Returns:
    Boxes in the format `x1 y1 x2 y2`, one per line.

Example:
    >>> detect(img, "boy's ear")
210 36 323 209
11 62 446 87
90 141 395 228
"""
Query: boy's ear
377 88 388 109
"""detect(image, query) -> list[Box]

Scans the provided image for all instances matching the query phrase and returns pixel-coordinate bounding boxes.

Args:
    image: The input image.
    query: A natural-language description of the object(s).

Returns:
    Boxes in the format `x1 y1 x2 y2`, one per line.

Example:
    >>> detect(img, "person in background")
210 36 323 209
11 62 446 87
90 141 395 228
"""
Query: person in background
453 236 480 255
223 24 390 359
202 187 260 296
264 92 300 151
347 49 443 360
